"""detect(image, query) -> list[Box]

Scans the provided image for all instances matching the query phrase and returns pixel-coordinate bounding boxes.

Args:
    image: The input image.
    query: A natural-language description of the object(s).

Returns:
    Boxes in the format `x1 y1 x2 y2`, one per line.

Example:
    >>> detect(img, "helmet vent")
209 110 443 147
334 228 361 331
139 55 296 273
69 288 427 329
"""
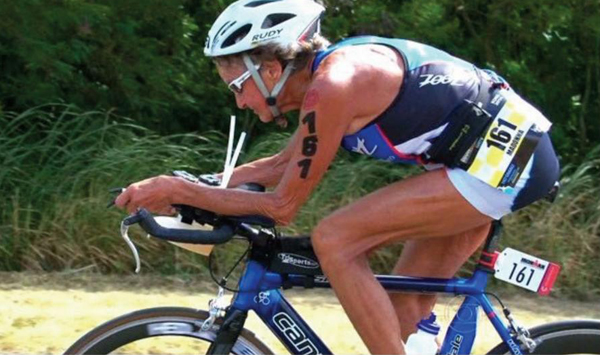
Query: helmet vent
245 0 283 8
262 13 296 29
221 24 252 49
218 21 237 37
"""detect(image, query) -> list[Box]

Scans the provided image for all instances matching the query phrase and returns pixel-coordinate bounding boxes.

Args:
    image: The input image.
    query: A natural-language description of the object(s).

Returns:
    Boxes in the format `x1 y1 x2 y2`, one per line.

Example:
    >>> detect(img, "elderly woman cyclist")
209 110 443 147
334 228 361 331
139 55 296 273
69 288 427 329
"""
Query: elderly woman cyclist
115 0 560 353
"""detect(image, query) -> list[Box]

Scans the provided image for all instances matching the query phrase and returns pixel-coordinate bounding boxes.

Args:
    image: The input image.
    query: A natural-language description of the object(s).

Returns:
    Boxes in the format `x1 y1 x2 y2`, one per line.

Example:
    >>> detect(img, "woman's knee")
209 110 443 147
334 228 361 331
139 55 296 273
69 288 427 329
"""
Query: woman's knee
312 216 357 269
312 218 338 257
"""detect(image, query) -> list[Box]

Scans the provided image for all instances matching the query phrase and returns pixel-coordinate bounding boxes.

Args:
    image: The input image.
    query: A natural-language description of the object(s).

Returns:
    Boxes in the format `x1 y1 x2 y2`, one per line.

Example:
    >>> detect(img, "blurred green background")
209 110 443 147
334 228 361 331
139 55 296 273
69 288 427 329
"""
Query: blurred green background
1 0 599 299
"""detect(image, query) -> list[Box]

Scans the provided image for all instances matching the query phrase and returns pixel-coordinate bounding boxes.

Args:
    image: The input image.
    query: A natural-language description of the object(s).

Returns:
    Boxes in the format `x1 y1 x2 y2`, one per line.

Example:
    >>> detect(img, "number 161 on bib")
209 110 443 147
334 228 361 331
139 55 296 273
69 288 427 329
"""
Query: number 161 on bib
494 247 561 296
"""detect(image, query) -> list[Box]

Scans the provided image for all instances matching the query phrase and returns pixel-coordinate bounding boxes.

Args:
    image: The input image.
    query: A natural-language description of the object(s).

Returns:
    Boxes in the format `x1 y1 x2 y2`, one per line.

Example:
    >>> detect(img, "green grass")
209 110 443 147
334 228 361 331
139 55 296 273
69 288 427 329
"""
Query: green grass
1 104 227 274
1 104 598 299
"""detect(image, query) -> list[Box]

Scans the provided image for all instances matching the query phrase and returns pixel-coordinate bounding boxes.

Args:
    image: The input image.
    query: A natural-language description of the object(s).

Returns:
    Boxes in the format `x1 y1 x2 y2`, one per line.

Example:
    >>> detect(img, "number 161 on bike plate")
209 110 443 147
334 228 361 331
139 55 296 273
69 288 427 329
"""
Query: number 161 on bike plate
494 248 561 296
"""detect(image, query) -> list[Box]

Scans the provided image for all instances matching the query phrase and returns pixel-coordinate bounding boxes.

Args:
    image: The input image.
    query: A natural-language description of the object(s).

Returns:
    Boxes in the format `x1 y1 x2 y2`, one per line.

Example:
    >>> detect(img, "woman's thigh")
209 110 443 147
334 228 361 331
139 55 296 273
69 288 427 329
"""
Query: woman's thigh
313 169 492 257
392 224 490 278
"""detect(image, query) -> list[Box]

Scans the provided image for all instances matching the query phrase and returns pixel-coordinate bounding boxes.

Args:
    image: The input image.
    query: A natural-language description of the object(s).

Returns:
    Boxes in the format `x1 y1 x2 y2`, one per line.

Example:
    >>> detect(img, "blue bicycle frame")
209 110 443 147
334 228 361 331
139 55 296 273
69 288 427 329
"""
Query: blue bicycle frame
228 260 522 355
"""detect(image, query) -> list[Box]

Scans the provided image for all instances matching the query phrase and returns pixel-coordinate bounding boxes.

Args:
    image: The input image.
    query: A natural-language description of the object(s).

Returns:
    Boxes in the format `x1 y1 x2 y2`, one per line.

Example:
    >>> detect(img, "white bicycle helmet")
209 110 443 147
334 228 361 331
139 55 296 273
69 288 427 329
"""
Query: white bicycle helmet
204 0 325 57
205 0 325 123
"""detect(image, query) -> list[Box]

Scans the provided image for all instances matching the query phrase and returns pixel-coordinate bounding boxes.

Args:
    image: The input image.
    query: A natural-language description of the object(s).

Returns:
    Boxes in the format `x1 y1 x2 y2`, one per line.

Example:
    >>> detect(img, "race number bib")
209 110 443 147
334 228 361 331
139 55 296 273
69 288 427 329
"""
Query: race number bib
494 248 561 295
466 94 551 192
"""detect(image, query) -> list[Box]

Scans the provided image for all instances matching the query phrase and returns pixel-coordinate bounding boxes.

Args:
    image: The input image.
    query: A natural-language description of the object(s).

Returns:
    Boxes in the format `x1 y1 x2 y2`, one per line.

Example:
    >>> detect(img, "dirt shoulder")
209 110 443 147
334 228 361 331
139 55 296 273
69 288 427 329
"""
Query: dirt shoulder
1 271 599 354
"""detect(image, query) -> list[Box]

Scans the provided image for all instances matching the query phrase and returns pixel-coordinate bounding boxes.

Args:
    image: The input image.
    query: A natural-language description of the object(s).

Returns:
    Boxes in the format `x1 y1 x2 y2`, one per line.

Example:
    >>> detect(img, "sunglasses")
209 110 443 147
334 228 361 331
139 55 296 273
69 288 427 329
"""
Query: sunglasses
227 64 261 94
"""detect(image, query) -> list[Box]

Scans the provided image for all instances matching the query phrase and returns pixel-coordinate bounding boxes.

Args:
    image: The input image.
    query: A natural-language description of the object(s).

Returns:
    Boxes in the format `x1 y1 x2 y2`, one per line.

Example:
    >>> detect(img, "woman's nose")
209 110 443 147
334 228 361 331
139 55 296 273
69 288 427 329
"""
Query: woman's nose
235 93 247 109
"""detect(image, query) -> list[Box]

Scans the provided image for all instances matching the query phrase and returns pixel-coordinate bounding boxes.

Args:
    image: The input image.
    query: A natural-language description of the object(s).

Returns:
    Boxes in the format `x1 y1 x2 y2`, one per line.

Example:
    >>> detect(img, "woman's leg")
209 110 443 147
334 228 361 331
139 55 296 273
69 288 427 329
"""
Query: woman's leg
311 169 492 354
388 225 490 342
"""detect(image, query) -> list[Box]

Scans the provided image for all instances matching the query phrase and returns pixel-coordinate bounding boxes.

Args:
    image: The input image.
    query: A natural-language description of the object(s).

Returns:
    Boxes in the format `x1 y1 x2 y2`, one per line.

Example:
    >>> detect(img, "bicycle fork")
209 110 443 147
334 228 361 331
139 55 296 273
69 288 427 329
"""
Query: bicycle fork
206 307 249 355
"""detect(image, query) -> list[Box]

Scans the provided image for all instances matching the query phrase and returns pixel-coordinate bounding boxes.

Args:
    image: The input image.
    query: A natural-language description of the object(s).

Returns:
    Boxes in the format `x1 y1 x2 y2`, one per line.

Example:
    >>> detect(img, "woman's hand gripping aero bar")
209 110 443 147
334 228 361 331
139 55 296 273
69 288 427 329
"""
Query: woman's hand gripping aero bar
117 172 235 273
115 115 278 273
117 172 274 273
116 116 248 273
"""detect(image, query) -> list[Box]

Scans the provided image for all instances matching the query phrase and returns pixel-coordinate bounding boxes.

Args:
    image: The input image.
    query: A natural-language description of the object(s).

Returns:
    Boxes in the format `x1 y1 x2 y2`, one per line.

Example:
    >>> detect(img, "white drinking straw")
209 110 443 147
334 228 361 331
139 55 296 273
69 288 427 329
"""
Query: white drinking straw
224 115 236 171
220 131 246 189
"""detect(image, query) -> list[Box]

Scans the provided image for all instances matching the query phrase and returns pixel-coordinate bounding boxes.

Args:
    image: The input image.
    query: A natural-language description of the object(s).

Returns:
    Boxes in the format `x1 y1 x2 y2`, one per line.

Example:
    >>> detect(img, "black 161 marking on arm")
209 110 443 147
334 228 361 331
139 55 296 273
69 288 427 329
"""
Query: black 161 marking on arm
302 112 316 134
298 112 318 179
302 136 318 156
297 158 312 179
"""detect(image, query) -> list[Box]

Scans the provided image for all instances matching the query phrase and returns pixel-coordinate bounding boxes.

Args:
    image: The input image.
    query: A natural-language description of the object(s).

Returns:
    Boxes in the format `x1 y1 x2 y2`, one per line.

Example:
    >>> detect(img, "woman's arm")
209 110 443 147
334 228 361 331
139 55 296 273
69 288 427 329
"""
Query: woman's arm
173 76 358 225
117 77 355 222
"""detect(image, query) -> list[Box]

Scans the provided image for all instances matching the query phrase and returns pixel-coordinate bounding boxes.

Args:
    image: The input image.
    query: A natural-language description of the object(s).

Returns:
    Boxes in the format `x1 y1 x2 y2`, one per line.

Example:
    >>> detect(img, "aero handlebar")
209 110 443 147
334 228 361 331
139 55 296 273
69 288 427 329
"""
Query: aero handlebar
123 208 236 245
116 174 275 273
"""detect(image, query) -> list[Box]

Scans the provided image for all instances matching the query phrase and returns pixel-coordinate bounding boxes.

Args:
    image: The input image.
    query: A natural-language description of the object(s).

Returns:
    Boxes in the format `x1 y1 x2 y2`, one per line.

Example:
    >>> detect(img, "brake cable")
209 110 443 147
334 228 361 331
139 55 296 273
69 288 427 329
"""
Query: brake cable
208 242 251 293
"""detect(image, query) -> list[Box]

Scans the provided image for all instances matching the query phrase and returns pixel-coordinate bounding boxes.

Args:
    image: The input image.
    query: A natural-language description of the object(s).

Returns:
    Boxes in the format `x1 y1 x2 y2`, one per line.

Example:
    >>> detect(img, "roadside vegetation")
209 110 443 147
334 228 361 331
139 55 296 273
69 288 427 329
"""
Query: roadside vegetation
1 1 599 300
1 105 598 299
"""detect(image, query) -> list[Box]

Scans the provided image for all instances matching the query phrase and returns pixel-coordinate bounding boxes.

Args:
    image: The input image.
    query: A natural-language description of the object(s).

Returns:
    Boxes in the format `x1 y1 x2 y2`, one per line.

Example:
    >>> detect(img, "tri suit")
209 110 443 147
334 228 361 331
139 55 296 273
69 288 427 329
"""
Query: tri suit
312 36 560 219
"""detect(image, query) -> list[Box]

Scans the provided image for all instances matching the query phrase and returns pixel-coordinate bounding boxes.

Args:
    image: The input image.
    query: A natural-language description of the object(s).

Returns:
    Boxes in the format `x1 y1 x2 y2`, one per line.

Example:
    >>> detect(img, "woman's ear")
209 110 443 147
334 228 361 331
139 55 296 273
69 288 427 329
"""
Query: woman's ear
262 60 283 82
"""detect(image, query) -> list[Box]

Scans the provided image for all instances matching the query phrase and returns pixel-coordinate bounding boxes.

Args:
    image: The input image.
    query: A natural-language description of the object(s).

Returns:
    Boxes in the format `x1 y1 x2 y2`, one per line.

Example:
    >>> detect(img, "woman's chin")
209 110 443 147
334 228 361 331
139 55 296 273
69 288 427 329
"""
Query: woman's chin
256 112 273 123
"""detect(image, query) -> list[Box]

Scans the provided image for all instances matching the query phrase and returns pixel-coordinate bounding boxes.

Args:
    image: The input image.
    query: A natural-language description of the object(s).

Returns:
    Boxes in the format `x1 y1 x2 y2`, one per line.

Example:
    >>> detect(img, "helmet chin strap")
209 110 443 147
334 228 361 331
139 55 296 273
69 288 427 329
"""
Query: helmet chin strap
242 54 295 125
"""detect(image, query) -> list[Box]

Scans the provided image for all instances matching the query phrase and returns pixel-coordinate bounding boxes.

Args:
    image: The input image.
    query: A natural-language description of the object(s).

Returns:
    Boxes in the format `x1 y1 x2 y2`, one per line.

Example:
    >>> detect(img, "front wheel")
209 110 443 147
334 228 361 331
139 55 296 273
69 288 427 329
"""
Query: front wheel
64 307 273 355
487 320 600 354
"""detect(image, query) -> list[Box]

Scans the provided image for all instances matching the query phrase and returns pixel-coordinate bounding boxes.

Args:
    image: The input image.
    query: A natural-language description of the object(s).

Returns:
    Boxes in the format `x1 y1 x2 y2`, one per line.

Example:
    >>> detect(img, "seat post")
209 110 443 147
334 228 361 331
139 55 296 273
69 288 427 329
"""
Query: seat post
477 220 503 273
483 220 503 252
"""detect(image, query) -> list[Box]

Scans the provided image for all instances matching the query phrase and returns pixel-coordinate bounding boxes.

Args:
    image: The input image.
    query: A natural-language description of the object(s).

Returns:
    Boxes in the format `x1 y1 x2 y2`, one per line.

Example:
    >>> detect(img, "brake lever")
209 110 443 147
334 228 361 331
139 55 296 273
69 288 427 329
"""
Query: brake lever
120 217 141 273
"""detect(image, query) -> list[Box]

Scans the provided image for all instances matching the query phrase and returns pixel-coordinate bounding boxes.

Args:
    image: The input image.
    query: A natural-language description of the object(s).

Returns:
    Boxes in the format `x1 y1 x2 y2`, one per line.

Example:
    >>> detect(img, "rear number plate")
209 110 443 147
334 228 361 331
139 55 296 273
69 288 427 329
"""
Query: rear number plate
494 248 560 295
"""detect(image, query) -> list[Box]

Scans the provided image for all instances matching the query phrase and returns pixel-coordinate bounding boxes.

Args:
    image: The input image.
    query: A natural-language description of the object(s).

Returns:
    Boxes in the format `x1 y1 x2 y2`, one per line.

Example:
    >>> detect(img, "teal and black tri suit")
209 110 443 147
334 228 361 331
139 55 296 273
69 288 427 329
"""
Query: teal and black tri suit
312 36 559 219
